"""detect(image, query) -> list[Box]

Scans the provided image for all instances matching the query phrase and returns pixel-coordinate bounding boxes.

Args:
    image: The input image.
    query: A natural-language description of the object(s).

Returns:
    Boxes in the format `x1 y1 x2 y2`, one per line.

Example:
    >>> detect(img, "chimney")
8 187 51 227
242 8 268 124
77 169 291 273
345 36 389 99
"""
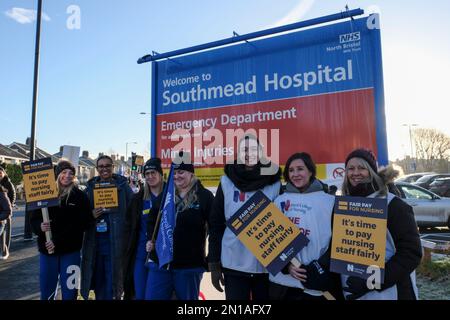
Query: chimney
26 137 31 146
98 152 104 158
82 150 89 158
111 154 116 161
59 146 63 153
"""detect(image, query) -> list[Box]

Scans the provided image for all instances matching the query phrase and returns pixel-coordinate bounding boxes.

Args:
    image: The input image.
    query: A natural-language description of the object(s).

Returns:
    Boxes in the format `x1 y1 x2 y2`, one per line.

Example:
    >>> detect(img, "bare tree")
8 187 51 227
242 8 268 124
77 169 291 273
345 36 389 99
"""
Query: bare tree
413 128 450 171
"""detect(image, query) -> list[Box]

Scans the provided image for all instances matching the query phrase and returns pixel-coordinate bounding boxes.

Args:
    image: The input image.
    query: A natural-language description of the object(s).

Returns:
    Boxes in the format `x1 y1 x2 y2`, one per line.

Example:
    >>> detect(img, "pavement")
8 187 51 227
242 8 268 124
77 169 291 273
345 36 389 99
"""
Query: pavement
3 204 445 301
0 237 40 300
0 205 39 300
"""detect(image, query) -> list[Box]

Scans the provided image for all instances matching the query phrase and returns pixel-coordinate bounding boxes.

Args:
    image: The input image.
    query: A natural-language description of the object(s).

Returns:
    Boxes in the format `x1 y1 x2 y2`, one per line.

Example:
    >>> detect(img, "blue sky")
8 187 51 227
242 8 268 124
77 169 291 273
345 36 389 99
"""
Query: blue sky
1 0 449 161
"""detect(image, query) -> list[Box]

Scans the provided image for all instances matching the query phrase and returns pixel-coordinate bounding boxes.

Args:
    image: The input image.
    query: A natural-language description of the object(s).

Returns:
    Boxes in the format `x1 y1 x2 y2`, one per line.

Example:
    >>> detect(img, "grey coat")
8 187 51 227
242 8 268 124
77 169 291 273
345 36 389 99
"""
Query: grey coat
80 174 133 300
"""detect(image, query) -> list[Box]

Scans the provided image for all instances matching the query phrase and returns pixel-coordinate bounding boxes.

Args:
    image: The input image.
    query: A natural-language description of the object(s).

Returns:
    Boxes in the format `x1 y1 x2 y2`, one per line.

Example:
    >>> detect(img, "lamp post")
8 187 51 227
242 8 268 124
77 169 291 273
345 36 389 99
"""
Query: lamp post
140 112 151 157
30 0 43 162
403 124 419 172
24 0 43 241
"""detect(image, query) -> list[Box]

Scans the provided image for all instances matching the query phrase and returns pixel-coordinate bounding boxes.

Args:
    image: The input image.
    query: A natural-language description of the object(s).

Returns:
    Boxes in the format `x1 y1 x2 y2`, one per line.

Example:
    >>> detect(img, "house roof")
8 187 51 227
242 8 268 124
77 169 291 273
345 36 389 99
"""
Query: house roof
52 151 96 168
80 157 96 167
8 142 56 161
0 144 28 160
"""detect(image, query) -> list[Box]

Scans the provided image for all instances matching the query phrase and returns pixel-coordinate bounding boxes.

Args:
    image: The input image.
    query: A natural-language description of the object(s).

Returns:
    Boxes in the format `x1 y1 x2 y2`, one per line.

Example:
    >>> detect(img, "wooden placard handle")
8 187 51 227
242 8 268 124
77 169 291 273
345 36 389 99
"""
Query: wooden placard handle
41 207 54 254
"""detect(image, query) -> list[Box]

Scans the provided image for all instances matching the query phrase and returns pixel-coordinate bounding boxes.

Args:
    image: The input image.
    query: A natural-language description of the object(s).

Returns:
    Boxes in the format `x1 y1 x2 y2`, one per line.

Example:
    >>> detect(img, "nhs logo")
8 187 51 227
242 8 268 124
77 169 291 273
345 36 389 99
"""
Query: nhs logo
279 253 289 262
339 32 360 43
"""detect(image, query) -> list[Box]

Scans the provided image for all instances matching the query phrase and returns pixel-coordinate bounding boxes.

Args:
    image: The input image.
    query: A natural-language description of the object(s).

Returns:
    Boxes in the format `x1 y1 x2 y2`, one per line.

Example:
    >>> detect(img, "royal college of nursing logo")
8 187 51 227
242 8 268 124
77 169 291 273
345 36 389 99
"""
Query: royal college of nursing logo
233 190 246 203
280 200 291 213
164 192 172 208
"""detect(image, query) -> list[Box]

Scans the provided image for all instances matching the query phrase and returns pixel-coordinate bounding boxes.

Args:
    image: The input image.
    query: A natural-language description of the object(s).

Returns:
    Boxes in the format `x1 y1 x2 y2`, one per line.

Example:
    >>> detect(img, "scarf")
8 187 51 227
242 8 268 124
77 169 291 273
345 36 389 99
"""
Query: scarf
224 161 281 192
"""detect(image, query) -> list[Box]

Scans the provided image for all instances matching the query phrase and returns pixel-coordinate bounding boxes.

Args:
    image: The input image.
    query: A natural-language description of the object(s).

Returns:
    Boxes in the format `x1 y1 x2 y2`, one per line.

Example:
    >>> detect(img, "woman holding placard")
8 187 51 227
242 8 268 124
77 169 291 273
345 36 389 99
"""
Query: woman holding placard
145 152 214 300
81 155 134 300
123 158 165 300
30 160 92 300
209 134 282 300
269 152 342 300
340 148 422 300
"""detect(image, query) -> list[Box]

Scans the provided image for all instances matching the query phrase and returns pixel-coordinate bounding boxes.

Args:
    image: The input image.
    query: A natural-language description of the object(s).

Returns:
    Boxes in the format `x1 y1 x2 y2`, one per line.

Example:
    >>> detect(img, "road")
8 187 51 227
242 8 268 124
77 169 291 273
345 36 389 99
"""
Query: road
0 205 40 300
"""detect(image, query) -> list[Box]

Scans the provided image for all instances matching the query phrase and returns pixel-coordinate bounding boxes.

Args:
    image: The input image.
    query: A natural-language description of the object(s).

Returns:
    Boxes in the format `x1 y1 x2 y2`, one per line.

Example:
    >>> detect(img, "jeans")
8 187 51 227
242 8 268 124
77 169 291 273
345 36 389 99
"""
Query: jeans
39 251 81 300
145 262 204 300
0 218 10 257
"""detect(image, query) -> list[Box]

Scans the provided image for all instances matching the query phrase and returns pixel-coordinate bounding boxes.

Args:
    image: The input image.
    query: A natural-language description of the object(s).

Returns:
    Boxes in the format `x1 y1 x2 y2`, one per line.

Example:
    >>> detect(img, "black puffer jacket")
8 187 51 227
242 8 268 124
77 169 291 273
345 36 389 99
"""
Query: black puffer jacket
381 197 422 299
147 180 214 269
342 166 422 300
0 188 12 221
0 176 15 205
30 187 92 255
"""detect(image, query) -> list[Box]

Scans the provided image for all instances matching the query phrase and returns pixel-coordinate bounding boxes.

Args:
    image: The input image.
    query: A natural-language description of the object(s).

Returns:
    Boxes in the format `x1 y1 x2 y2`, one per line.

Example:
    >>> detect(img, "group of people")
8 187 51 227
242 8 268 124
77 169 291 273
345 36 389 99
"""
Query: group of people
25 134 422 300
208 137 421 301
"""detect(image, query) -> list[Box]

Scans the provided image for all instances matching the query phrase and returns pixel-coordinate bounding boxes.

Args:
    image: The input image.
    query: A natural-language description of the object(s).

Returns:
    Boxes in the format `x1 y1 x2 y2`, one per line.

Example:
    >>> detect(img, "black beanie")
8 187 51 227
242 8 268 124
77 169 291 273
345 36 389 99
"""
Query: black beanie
144 158 163 175
55 160 76 177
345 148 378 173
172 151 194 173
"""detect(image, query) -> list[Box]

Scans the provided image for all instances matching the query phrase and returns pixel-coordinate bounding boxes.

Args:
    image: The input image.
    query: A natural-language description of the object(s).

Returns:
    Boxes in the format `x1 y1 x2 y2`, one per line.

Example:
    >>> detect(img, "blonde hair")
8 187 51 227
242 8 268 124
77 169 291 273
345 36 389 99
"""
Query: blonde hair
143 178 164 200
342 157 387 197
176 175 198 212
57 172 77 205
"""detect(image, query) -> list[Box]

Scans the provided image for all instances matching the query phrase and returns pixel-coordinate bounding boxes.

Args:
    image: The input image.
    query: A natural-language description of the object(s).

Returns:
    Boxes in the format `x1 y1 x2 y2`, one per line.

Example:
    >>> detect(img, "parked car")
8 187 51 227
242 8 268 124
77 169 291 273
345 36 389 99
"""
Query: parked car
395 182 450 228
395 172 435 183
429 177 450 197
412 173 450 190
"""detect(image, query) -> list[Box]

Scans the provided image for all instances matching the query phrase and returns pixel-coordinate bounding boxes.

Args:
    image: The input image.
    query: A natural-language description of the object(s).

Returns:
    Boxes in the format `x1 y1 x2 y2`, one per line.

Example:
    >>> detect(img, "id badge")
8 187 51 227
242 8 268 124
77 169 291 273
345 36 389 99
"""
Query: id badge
96 219 108 233
143 200 152 216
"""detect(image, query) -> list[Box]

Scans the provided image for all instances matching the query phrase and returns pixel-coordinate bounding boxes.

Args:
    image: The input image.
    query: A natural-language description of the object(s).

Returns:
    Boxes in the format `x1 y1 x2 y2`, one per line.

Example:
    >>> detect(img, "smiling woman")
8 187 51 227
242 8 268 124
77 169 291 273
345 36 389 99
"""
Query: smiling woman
29 159 92 300
340 148 422 300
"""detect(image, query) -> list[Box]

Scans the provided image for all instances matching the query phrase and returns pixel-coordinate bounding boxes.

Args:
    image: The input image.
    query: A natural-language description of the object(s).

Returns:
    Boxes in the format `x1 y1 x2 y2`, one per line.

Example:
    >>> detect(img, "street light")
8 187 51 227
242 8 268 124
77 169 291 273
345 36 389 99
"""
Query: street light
403 124 419 157
25 0 43 241
403 124 419 172
140 112 152 156
126 141 137 165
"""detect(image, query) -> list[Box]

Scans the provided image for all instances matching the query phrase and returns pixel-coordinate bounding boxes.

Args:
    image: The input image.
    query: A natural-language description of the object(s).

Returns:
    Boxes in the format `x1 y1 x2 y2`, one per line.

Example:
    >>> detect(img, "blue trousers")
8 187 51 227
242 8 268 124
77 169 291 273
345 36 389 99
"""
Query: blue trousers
145 262 204 300
39 251 80 300
93 251 113 300
133 256 149 300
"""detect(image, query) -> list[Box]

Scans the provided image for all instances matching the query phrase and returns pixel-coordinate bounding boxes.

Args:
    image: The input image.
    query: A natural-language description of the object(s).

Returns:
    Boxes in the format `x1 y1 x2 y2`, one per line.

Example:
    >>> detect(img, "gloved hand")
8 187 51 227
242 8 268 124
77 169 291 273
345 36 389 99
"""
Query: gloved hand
343 276 371 300
209 262 224 292
301 260 331 291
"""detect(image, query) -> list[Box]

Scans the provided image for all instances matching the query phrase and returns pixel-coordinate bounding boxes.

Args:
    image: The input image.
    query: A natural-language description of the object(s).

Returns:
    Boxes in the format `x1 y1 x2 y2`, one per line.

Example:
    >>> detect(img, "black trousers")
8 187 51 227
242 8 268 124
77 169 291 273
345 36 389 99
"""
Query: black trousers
24 209 33 239
223 270 269 300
